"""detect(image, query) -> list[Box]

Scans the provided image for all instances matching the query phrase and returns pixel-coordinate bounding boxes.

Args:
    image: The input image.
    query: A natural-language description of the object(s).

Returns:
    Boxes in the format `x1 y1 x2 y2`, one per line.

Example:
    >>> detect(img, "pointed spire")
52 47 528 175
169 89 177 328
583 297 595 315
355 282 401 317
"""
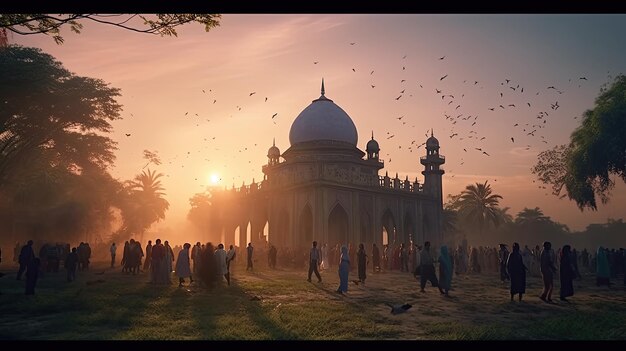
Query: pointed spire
431 128 434 137
371 130 374 140
321 78 325 96
273 137 275 147
385 171 389 177
252 178 255 184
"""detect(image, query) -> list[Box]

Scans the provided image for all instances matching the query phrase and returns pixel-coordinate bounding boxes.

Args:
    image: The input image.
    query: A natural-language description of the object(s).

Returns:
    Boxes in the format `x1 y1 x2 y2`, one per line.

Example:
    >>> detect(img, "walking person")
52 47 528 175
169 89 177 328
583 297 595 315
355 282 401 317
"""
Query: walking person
540 241 557 303
143 240 153 272
308 241 322 283
419 241 444 294
438 245 452 296
357 243 367 284
246 243 254 271
336 245 350 294
16 240 35 280
175 243 193 287
559 245 575 302
499 244 510 282
226 244 236 282
506 243 526 302
65 247 78 282
215 244 229 285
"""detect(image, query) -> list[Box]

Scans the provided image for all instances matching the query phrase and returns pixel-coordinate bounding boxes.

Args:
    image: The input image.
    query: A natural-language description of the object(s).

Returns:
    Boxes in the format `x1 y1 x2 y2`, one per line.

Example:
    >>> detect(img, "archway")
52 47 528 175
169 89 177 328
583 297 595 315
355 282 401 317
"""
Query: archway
234 226 240 247
381 209 397 245
246 221 251 246
328 203 349 247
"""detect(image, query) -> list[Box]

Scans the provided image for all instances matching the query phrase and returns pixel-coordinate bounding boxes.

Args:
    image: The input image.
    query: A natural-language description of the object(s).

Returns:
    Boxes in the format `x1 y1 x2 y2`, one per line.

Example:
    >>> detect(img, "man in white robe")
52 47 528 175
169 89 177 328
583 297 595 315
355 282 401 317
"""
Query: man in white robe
215 244 229 285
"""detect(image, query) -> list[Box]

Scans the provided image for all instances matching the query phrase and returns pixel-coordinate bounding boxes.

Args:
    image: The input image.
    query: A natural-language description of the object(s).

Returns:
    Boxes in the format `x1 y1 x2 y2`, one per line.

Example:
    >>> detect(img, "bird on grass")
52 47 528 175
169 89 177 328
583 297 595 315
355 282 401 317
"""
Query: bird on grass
387 303 413 315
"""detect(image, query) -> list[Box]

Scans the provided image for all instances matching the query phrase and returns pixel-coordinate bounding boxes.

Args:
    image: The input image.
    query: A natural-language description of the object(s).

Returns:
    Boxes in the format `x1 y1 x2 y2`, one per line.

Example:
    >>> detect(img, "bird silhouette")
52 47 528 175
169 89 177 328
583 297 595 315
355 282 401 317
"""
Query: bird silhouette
125 133 131 137
371 85 376 88
387 303 413 315
482 151 490 156
511 137 515 142
185 112 188 116
488 107 495 111
370 70 374 75
350 42 356 45
249 92 256 96
202 89 205 93
435 89 442 94
213 99 217 104
352 68 356 72
395 95 402 100
313 61 318 64
272 113 278 119
579 77 587 80
400 89 405 94
397 116 404 120
438 55 445 60
265 97 268 102
440 74 448 81
401 79 406 83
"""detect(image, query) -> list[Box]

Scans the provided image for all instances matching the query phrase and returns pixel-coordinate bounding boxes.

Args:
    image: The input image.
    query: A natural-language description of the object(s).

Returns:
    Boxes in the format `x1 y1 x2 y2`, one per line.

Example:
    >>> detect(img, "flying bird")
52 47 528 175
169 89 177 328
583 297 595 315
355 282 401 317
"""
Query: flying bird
440 74 448 81
579 77 587 80
395 95 402 100
511 137 514 142
387 303 413 315
125 133 131 137
265 97 268 102
438 55 445 60
213 99 217 104
370 70 374 75
249 92 256 96
352 68 356 72
350 42 356 45
371 85 376 88
272 113 278 119
482 151 490 156
313 61 318 64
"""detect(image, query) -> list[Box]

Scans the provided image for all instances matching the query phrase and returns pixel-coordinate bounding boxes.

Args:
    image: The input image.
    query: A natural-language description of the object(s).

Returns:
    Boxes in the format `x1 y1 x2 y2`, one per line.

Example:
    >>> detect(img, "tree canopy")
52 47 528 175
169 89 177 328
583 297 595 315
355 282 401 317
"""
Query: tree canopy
0 14 221 45
532 74 626 210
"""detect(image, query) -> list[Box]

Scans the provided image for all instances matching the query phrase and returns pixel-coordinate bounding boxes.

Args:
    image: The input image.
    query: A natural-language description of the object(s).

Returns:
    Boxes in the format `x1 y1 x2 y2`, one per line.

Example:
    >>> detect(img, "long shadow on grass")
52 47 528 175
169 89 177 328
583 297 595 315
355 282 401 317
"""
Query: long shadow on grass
184 281 300 339
0 270 164 340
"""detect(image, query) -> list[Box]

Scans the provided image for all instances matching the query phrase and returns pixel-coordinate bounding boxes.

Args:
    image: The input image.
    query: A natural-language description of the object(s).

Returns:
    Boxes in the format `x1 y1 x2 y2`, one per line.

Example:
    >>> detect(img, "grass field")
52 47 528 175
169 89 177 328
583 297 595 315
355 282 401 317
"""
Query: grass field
1 260 625 340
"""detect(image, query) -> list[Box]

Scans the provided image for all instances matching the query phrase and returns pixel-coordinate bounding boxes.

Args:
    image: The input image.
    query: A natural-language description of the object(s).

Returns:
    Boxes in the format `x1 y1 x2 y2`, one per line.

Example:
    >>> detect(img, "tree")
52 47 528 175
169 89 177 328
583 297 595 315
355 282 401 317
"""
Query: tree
0 14 221 44
515 207 549 227
456 181 504 235
117 169 170 240
532 74 626 210
0 45 122 189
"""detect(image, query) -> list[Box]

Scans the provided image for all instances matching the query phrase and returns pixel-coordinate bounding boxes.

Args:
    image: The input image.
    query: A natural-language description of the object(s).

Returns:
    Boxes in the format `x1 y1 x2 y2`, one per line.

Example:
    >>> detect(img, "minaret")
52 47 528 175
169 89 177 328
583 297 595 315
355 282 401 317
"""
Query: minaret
420 129 445 207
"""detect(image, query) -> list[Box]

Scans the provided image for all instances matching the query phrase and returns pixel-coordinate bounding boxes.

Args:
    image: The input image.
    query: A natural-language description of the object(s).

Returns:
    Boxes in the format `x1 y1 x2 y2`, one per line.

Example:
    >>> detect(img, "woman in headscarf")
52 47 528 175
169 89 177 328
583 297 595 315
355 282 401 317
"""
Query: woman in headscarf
337 245 350 294
438 245 452 296
559 245 575 301
175 243 193 287
357 243 367 284
506 242 526 302
596 246 610 287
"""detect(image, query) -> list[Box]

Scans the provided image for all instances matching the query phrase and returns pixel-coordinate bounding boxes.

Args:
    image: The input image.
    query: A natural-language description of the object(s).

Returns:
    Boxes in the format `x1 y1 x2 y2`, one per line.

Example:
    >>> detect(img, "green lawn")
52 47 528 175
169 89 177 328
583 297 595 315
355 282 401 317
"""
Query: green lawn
1 261 625 340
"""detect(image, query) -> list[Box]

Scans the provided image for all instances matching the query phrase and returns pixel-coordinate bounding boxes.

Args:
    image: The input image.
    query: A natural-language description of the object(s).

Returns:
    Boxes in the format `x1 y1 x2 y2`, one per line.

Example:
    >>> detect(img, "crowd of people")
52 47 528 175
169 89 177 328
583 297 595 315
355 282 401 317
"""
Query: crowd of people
3 237 625 304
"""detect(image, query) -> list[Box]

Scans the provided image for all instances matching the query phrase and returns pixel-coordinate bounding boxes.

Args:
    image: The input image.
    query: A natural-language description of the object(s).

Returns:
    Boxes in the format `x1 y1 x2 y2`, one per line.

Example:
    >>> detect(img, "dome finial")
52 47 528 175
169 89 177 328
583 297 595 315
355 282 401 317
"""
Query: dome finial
431 128 434 137
273 137 275 147
371 130 374 140
321 78 325 96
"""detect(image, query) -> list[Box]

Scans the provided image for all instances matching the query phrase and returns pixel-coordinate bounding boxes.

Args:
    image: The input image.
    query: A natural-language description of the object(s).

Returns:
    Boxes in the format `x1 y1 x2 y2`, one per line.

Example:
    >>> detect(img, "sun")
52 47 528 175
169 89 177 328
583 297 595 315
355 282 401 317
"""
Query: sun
209 173 220 184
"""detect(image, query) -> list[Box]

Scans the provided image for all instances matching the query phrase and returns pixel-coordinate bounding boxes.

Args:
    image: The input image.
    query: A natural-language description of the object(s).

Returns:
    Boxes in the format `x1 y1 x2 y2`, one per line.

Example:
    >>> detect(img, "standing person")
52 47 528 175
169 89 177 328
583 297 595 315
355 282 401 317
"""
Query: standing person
540 241 557 303
372 243 381 273
357 243 367 284
191 242 201 274
110 242 117 268
320 243 329 271
144 240 153 272
226 244 236 277
337 245 350 294
215 244 229 285
438 245 452 296
65 247 78 282
499 244 510 282
420 241 444 294
164 241 175 274
400 243 409 272
308 241 322 283
150 239 165 284
200 243 217 289
17 240 35 280
506 243 526 302
559 245 575 302
246 243 254 271
596 246 610 287
25 257 41 295
175 243 193 287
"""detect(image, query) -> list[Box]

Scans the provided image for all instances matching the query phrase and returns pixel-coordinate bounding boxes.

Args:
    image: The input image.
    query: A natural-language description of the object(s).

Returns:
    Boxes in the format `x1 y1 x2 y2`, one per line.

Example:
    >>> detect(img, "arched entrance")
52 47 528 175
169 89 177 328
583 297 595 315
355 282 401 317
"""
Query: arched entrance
381 209 397 245
328 203 349 247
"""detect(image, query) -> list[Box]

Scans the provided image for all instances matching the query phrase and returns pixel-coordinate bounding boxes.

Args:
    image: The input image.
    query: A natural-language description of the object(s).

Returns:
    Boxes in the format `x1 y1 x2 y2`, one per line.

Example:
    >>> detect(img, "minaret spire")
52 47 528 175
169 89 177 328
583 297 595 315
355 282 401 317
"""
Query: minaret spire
273 137 275 147
431 128 434 137
371 130 374 140
321 78 325 96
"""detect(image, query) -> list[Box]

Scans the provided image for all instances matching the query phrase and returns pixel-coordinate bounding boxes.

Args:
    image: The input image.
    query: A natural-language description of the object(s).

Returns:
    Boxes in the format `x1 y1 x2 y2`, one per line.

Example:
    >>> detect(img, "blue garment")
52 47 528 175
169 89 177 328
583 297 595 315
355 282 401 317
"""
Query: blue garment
338 246 350 292
438 245 452 290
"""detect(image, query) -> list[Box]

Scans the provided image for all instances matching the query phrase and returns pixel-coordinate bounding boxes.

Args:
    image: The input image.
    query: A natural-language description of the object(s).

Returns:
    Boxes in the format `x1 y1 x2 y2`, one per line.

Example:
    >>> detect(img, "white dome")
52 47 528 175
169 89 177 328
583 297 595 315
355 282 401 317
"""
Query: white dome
289 85 358 146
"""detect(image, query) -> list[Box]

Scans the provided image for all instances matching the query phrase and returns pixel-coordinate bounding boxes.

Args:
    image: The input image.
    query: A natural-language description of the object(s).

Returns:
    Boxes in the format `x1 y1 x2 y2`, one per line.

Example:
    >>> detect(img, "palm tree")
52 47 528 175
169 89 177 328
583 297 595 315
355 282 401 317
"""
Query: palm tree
457 180 504 236
124 168 169 239
515 207 549 226
441 208 458 235
497 206 514 225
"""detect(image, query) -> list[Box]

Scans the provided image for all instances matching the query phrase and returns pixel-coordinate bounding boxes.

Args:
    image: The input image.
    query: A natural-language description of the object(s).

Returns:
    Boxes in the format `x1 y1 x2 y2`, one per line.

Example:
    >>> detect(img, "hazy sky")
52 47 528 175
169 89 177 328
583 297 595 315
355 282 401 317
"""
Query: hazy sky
11 14 626 232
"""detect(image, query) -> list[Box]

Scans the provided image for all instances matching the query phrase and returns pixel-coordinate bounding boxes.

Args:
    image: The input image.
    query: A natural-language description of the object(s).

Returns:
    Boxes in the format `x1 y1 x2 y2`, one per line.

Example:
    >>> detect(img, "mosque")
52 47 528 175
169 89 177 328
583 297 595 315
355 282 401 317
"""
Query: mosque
206 80 445 250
